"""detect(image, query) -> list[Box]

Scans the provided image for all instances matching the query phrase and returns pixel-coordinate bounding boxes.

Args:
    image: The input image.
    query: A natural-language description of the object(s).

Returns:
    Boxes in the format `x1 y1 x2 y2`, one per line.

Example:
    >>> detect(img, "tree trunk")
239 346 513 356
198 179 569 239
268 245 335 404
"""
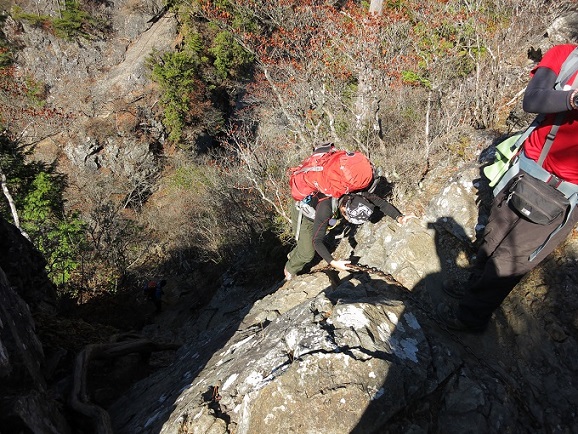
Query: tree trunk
0 169 29 240
354 1 384 150
369 0 383 15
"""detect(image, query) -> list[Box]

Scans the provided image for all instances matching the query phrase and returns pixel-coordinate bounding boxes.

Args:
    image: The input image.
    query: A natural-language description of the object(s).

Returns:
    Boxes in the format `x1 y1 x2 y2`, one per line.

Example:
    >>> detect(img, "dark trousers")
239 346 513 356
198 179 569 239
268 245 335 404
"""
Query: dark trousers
458 183 578 327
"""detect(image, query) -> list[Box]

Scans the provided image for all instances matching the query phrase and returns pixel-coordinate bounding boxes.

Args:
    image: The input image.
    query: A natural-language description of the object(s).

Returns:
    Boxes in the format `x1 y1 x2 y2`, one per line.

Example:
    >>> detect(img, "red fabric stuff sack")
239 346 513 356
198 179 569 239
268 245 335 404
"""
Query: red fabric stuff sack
289 145 373 200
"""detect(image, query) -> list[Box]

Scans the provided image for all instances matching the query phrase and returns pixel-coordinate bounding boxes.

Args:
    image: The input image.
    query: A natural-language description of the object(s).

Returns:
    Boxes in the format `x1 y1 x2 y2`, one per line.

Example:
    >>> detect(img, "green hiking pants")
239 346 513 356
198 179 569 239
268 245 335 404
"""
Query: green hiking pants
285 203 316 275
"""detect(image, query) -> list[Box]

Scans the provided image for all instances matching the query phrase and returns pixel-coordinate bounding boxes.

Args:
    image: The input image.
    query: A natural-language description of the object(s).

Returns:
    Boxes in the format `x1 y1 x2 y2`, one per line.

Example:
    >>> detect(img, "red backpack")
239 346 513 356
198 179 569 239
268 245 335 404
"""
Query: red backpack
289 145 374 200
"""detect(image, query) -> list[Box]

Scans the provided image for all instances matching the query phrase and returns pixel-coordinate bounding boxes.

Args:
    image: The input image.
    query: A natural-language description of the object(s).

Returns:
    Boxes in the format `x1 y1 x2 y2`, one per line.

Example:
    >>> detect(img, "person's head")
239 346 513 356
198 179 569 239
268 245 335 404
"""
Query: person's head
339 194 374 224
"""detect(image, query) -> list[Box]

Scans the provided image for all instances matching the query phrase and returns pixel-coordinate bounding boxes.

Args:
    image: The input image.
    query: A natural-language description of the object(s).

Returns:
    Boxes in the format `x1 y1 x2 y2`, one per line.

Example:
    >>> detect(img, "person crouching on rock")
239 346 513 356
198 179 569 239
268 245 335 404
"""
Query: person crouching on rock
283 192 415 281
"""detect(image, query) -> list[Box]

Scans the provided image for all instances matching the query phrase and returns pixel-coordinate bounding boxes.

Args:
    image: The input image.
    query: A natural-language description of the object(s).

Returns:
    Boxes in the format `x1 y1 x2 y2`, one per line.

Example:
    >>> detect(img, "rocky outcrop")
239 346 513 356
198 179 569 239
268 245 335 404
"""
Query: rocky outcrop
3 117 578 433
2 0 174 183
0 215 181 433
0 216 71 433
5 156 578 433
3 4 578 433
0 215 58 313
108 156 578 433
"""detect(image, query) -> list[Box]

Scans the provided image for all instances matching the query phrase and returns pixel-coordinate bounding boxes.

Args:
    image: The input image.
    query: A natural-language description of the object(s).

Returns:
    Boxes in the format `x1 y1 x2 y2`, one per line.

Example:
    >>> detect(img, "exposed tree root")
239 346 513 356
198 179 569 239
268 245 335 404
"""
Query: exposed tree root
70 338 180 434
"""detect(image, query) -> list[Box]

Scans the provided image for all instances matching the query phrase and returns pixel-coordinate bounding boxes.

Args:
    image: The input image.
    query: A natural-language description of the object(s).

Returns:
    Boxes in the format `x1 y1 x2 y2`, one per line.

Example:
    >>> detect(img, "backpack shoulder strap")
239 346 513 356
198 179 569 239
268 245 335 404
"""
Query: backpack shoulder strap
537 112 566 165
535 47 578 161
331 197 339 216
491 114 543 196
492 49 578 195
556 47 578 90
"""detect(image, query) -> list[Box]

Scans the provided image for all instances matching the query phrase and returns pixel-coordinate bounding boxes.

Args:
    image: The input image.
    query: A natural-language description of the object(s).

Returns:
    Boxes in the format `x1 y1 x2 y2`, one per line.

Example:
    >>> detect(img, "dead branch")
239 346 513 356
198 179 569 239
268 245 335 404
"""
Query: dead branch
0 168 29 240
69 338 180 434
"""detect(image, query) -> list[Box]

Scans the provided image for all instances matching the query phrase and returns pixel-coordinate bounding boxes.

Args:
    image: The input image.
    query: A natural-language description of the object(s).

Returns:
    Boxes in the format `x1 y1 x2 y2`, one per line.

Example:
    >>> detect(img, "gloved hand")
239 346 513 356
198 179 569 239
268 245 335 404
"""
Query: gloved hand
330 259 351 271
397 213 418 225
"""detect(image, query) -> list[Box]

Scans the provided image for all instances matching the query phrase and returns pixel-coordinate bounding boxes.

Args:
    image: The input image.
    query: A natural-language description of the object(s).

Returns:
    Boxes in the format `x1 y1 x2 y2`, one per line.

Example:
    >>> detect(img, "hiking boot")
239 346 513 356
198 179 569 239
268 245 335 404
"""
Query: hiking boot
436 302 486 333
284 268 293 281
442 279 465 299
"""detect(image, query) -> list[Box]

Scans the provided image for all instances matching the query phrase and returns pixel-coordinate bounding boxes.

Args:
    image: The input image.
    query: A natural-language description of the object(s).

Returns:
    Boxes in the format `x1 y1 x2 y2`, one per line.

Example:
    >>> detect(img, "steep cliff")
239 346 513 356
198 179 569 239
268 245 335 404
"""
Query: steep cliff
4 155 578 433
0 216 72 433
2 1 578 433
109 159 578 434
2 0 173 191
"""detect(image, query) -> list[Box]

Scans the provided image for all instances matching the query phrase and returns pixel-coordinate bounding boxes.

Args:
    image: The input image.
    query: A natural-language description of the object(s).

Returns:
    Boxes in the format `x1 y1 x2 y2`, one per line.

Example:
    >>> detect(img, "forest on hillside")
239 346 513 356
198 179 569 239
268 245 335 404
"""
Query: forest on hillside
0 0 575 301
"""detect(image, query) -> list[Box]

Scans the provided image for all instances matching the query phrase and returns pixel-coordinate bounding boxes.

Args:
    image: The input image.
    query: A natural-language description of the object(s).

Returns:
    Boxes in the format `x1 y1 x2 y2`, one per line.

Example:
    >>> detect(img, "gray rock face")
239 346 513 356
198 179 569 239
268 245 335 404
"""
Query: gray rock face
3 4 578 433
0 4 176 429
3 141 578 433
109 163 578 433
2 0 175 182
0 216 71 433
546 13 578 44
111 273 457 434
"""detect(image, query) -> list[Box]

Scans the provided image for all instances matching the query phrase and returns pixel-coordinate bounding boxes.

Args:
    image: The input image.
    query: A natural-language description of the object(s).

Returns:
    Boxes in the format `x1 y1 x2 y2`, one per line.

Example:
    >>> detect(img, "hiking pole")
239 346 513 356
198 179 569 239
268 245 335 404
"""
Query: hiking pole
295 208 303 241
